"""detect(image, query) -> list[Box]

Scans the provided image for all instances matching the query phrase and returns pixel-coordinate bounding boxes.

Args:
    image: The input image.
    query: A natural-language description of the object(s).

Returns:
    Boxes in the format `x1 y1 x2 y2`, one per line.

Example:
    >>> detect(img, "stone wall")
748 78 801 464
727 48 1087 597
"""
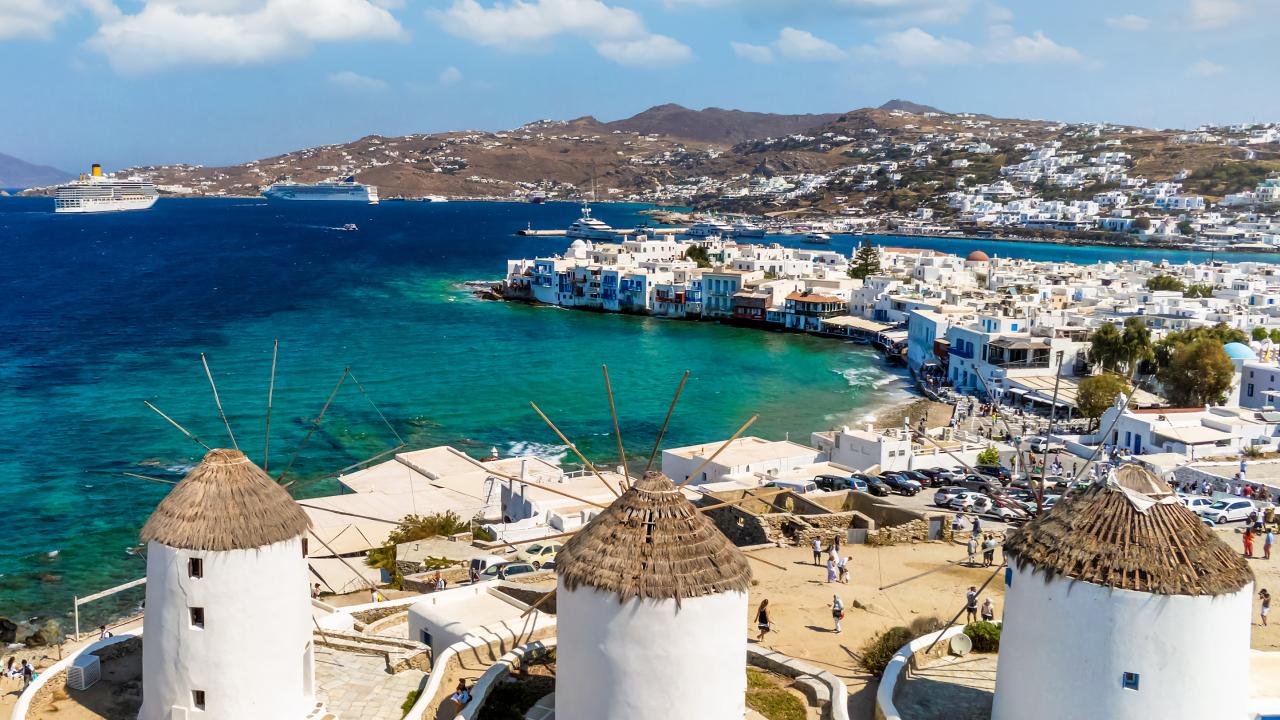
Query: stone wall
401 566 471 593
866 518 949 546
703 489 951 548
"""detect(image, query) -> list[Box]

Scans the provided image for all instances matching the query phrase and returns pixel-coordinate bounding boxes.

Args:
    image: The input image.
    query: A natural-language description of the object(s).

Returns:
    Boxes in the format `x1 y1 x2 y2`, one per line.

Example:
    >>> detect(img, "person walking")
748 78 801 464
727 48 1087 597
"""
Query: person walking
812 538 823 566
966 534 978 566
982 534 997 567
951 514 964 537
755 599 772 642
965 586 979 624
980 597 995 623
1245 528 1256 559
837 555 850 584
826 556 838 583
831 595 844 633
971 515 982 538
1266 528 1275 561
1260 589 1271 627
20 659 33 691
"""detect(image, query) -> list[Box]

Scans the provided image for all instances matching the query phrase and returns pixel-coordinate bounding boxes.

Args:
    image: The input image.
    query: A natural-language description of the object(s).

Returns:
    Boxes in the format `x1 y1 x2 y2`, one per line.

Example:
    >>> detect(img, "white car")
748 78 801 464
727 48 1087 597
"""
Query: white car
1178 495 1215 513
933 486 968 507
1196 499 1256 525
949 492 993 513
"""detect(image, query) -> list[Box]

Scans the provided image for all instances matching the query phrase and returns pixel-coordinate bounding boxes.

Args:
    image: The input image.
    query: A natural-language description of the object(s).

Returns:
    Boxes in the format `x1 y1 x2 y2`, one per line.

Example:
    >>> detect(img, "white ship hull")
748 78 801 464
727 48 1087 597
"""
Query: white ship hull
262 183 379 204
55 195 159 214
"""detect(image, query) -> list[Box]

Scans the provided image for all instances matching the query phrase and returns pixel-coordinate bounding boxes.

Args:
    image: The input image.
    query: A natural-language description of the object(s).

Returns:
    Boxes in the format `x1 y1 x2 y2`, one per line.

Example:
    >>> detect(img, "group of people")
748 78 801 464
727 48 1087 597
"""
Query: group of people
3 657 35 691
1242 525 1275 560
964 586 997 625
966 532 1002 567
812 537 851 584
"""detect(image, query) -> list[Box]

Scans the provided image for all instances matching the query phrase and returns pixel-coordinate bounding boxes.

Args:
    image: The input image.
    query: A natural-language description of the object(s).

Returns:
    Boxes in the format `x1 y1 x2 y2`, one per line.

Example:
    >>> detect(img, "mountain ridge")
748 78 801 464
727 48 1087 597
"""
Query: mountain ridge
0 153 72 189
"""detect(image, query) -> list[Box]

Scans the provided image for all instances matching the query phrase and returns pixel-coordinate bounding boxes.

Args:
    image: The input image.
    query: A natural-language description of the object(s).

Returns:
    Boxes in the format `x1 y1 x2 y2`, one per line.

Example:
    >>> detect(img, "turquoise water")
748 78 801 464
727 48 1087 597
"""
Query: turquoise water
0 198 907 627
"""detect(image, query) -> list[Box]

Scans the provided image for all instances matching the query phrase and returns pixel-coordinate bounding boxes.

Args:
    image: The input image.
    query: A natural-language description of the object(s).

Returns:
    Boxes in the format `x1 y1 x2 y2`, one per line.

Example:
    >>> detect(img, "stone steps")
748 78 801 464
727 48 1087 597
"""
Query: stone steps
313 629 430 675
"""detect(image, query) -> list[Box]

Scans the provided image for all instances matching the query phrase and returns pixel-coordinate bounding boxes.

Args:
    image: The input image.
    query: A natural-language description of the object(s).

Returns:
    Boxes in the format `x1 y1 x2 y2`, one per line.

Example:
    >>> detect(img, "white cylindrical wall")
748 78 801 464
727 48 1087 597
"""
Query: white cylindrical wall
992 561 1253 720
555 585 747 720
140 538 314 720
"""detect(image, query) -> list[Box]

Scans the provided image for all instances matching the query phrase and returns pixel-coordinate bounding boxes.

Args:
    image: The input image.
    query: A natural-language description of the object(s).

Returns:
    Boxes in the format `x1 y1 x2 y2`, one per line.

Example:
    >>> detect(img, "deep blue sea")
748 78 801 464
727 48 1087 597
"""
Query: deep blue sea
1 196 1275 629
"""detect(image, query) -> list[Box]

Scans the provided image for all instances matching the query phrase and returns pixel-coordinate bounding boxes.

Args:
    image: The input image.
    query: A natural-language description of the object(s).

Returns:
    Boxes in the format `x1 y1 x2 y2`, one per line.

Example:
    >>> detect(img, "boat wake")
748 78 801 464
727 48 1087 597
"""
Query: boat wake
506 440 570 465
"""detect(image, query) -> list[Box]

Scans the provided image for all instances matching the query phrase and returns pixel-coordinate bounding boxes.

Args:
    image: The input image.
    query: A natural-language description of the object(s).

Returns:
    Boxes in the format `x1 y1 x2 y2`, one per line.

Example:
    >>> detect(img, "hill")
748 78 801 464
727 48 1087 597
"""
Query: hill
878 99 945 114
601 103 844 144
0 153 71 188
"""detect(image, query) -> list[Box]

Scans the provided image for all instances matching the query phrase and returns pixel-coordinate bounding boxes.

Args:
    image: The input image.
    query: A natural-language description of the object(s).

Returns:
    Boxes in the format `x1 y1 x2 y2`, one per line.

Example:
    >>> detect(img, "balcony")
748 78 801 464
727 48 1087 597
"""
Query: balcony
949 345 975 359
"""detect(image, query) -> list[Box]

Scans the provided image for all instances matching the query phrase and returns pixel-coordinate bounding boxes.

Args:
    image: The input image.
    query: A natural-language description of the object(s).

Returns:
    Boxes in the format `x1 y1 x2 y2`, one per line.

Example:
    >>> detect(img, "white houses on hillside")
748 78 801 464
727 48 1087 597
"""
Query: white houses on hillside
139 448 316 720
554 471 752 720
995 465 1255 720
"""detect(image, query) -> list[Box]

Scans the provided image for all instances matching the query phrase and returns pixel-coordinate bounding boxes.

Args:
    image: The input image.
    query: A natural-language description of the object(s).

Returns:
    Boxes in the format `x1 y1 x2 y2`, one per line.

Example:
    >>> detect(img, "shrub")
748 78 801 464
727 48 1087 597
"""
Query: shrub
964 621 1002 652
473 525 496 542
400 689 421 717
857 626 914 677
908 616 946 637
976 446 1001 466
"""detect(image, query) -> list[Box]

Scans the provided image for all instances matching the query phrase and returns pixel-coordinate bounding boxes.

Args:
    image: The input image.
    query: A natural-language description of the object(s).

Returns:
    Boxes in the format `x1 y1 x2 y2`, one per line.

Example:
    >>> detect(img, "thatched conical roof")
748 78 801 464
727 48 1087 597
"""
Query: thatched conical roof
141 448 312 551
555 471 751 602
1004 464 1253 597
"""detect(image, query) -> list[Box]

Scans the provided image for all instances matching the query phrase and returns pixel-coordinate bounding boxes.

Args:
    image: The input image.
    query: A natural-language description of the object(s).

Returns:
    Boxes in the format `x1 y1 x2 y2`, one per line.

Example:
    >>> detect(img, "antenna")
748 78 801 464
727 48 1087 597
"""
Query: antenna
201 353 238 450
644 370 689 474
264 339 278 471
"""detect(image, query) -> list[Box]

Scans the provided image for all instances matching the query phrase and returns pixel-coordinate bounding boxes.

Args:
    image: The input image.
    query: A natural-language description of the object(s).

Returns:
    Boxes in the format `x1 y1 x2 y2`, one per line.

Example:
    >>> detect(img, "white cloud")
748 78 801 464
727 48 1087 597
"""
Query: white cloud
839 0 972 26
435 0 690 67
0 0 66 40
328 69 387 91
986 30 1088 65
1187 59 1224 77
1105 14 1151 31
438 65 463 85
595 33 691 66
87 0 403 70
775 26 845 61
984 2 1011 22
1188 0 1243 28
860 26 974 66
730 40 773 63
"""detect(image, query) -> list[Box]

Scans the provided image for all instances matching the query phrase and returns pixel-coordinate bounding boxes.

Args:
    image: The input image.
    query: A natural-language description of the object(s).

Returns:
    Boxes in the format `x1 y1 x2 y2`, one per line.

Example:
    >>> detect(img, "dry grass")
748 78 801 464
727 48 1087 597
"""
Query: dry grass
556 471 752 602
1005 465 1253 596
140 448 311 551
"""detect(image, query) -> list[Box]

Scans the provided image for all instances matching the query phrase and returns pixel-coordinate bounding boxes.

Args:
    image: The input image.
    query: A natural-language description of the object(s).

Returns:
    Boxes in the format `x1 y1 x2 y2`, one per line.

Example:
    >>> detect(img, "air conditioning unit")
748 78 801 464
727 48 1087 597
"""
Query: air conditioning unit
67 653 101 691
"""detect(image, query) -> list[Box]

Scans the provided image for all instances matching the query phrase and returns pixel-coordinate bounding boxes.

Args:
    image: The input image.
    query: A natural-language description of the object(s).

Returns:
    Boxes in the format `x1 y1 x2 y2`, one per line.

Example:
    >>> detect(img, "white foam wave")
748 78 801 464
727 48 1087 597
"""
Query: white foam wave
836 366 894 389
506 440 569 466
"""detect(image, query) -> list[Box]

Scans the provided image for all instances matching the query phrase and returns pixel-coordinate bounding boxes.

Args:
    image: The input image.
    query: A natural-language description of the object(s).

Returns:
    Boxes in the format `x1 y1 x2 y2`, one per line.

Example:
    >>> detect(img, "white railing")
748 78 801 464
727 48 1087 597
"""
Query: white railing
875 626 967 720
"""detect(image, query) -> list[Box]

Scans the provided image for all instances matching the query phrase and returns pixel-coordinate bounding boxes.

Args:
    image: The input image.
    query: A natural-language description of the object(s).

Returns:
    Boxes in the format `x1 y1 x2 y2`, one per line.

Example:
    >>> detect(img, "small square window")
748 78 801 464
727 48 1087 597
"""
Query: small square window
190 607 205 629
192 690 206 710
187 558 203 579
1121 672 1140 691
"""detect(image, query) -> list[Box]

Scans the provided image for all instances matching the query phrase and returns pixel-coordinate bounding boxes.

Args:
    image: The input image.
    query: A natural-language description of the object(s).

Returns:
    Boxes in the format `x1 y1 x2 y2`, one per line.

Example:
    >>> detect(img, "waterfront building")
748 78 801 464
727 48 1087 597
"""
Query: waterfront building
662 436 823 486
139 448 315 720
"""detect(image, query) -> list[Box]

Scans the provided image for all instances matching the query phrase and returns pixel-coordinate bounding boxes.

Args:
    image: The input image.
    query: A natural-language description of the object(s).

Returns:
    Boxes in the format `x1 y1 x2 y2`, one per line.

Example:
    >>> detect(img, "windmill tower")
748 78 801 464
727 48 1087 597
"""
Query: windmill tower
993 464 1255 720
553 470 753 720
138 448 316 720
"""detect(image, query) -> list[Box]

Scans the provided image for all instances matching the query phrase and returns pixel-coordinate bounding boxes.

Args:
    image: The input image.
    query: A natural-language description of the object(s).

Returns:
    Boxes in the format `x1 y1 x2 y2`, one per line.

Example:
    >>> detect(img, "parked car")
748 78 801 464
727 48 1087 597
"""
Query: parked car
1026 436 1060 454
956 475 1003 495
858 474 892 496
879 472 921 496
480 561 538 580
468 554 510 578
975 464 1013 483
933 486 968 507
763 479 818 494
913 468 950 487
1178 495 1215 513
814 474 866 492
949 492 993 513
1197 499 1257 525
516 542 563 569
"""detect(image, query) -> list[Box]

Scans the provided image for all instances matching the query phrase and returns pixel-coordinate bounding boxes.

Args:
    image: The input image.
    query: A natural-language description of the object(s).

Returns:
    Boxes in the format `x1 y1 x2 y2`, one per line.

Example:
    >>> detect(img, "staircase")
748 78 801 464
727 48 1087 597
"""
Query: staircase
312 629 431 674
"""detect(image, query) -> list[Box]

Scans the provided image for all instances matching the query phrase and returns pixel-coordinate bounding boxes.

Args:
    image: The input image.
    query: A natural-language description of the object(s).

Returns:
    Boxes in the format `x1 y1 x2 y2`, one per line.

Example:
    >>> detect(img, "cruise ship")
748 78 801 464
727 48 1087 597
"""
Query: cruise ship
261 177 379 203
566 205 616 240
54 164 158 214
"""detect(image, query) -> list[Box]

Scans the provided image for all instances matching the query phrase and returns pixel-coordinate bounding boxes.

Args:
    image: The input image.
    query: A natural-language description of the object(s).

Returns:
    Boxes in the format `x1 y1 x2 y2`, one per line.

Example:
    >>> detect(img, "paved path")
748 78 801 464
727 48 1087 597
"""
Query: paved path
315 645 427 720
893 653 996 720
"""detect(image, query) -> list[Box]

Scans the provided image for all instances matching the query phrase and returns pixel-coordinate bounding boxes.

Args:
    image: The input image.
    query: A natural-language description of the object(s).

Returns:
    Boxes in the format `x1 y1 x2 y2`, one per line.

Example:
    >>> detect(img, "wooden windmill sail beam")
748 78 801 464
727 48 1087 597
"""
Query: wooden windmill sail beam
675 415 759 489
644 370 689 475
201 352 238 450
529 401 622 498
602 364 630 490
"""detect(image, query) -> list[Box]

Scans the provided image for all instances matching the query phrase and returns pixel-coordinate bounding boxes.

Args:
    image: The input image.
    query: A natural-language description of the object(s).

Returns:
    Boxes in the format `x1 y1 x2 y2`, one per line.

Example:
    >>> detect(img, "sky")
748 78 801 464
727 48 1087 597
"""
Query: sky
3 0 1279 171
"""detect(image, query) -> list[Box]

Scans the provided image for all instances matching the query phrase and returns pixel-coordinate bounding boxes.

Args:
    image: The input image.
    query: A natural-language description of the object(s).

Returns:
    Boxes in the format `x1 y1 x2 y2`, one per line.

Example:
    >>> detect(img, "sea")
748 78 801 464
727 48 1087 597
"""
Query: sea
0 196 1275 629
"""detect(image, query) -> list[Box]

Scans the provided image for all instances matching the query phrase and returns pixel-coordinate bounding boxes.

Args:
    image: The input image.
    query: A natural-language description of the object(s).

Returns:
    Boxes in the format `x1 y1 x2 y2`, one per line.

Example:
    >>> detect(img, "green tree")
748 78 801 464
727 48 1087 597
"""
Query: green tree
1254 327 1270 342
1118 317 1154 379
685 245 712 268
1089 322 1124 372
1177 220 1195 236
848 238 882 280
1153 323 1248 371
1077 374 1131 430
977 446 1001 466
1133 216 1152 232
1145 275 1186 292
365 511 473 586
1157 338 1236 406
1271 329 1280 344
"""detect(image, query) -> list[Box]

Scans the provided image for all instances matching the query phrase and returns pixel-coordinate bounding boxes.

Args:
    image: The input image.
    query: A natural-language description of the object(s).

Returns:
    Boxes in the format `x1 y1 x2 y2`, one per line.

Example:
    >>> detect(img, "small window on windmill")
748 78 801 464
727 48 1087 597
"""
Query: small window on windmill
190 607 205 629
192 690 206 710
1121 672 1139 691
187 557 203 579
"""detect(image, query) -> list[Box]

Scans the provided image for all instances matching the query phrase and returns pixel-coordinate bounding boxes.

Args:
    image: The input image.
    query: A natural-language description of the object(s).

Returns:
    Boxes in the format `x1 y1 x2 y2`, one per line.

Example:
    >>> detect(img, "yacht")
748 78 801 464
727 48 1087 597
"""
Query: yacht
802 232 832 244
54 165 158 213
566 205 616 240
262 177 379 203
731 221 766 239
527 190 547 204
686 218 736 238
